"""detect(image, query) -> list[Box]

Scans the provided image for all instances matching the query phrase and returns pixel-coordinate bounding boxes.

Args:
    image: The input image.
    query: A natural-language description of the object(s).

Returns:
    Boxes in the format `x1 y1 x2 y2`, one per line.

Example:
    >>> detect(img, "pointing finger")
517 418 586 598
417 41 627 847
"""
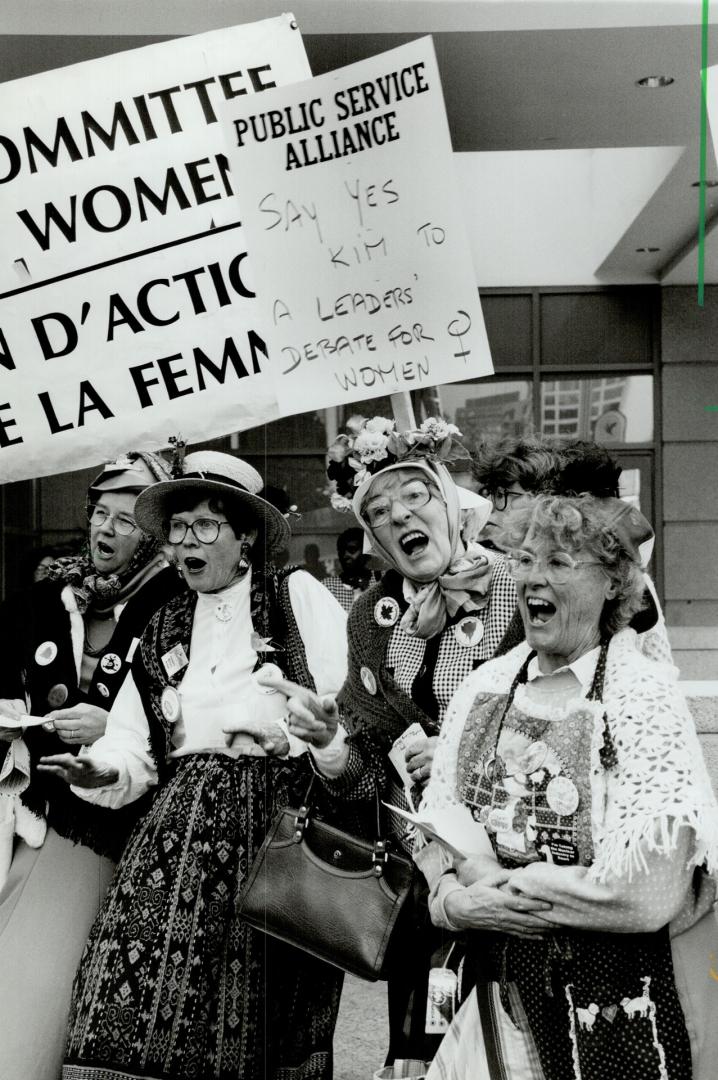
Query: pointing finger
255 669 304 698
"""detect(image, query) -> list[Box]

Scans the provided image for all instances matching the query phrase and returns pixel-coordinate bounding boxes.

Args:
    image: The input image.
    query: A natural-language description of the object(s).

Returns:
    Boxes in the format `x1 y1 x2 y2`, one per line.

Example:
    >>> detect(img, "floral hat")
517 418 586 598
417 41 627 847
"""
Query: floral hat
326 415 471 510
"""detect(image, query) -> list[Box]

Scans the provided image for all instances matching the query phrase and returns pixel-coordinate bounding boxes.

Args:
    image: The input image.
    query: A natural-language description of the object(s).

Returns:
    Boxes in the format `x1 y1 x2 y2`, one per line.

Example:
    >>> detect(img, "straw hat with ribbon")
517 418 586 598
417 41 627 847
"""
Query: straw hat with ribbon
134 450 290 555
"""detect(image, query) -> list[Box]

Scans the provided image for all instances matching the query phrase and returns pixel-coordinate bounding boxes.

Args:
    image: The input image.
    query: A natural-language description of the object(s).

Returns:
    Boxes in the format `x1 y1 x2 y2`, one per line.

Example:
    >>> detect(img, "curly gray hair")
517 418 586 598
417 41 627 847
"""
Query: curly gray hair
497 494 646 636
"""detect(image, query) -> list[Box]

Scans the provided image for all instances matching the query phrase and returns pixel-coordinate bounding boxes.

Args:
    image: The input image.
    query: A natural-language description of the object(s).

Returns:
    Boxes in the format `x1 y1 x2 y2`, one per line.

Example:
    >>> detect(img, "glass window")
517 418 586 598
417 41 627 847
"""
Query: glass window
421 379 534 449
479 293 533 369
232 411 328 454
339 395 394 425
540 290 655 367
241 454 328 515
539 375 653 443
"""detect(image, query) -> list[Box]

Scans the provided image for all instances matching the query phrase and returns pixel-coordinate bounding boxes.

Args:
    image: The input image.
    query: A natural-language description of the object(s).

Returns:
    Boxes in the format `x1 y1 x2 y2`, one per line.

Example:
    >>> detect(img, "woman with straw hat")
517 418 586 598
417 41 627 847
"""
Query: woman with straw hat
40 449 348 1080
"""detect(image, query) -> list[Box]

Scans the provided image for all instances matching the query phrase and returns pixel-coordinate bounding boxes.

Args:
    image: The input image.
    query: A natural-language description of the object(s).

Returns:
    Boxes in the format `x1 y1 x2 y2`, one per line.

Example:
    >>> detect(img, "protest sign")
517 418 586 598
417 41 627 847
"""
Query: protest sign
219 36 493 416
0 15 309 481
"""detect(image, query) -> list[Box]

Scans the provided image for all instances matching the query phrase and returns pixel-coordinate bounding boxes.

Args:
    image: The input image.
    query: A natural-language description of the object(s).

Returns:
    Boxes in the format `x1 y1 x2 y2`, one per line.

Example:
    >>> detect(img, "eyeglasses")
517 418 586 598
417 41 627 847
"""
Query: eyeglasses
87 506 138 536
478 487 527 512
166 518 233 545
364 480 434 529
506 550 604 585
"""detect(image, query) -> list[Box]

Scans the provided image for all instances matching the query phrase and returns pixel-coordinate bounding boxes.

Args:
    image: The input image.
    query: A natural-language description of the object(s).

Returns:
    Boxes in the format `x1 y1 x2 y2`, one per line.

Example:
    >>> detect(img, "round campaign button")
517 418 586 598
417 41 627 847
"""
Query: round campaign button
214 600 233 623
453 616 484 648
374 597 400 628
360 666 378 696
521 740 548 774
96 682 110 699
161 686 182 724
35 641 57 667
487 806 513 833
47 683 68 708
546 775 580 817
100 653 122 675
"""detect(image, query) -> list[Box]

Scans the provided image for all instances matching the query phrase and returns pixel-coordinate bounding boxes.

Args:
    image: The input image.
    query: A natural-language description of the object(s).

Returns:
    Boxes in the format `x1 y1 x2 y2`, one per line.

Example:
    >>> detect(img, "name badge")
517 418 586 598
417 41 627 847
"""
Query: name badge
125 637 141 664
161 644 189 679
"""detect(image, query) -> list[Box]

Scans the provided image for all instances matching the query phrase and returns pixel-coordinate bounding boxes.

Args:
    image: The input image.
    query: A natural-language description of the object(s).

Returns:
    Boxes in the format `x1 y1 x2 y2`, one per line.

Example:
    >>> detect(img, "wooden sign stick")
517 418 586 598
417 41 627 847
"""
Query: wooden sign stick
390 391 416 430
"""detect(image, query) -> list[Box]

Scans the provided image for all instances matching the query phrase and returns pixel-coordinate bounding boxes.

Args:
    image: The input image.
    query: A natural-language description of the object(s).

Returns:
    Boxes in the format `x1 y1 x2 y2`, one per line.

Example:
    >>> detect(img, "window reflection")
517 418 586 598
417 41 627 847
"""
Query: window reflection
419 380 533 448
540 375 653 443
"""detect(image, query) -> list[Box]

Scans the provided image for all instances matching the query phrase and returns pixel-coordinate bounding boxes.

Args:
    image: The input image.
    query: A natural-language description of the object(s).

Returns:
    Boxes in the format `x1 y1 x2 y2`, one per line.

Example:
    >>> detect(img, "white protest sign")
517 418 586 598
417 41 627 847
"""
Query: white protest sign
0 16 308 482
219 36 493 416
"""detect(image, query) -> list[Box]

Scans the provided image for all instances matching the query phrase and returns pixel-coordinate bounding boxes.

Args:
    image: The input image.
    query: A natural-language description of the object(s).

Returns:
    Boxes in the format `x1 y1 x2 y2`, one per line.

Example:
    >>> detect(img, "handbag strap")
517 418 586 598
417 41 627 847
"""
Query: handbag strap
293 777 392 878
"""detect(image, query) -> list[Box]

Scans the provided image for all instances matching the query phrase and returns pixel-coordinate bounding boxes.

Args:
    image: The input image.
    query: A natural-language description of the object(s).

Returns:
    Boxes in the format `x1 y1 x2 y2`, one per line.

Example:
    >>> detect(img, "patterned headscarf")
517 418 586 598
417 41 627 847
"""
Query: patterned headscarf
46 451 173 614
354 460 493 639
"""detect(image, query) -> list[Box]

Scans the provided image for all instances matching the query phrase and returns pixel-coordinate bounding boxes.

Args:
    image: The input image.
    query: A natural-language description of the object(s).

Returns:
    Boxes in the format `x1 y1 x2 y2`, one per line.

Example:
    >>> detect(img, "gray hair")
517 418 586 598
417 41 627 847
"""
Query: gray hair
497 494 646 636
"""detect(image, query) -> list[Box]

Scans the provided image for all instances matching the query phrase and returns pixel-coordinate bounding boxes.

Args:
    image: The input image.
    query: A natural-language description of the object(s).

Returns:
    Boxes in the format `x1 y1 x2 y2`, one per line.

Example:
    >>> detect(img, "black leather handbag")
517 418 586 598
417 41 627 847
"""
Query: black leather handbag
238 791 414 981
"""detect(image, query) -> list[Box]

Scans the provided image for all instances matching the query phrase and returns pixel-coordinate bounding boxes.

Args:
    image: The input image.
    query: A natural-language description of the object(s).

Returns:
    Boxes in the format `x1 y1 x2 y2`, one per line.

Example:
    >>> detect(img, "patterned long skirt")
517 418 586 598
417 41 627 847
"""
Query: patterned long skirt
63 754 343 1080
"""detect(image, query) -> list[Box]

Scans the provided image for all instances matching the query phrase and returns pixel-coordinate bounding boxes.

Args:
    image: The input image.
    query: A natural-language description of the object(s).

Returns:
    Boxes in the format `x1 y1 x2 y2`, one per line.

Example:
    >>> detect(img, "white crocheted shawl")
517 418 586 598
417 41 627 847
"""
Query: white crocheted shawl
427 627 718 884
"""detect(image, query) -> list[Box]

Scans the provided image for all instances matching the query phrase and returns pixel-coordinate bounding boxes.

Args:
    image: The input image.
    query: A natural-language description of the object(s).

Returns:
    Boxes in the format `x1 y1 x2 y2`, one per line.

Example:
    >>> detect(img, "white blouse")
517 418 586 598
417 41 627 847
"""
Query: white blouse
74 570 348 807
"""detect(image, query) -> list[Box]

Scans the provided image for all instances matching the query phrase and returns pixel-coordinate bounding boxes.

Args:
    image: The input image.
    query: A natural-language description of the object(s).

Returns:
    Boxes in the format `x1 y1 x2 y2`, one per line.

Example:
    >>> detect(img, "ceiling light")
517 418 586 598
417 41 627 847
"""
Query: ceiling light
692 179 718 188
636 75 675 88
635 247 661 253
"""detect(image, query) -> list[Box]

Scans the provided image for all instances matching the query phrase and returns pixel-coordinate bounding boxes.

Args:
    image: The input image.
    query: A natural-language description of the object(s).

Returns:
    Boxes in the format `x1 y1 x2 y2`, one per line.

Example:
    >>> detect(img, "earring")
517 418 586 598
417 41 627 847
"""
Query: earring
237 539 251 576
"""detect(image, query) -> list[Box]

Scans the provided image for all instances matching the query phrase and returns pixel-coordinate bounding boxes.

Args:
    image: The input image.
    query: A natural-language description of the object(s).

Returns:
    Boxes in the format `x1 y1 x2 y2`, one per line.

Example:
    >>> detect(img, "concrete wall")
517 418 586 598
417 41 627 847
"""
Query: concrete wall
661 287 718 678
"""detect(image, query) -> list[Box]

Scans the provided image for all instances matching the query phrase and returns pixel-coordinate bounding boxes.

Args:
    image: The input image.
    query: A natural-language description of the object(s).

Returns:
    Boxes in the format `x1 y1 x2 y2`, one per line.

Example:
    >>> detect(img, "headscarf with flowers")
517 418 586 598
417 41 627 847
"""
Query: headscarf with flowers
327 417 494 639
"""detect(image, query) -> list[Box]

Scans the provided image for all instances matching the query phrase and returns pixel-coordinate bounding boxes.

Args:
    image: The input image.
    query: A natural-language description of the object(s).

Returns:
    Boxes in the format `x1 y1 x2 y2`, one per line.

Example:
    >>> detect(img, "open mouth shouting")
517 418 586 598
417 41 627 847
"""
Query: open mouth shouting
398 530 429 559
182 556 208 577
93 540 116 561
525 596 557 626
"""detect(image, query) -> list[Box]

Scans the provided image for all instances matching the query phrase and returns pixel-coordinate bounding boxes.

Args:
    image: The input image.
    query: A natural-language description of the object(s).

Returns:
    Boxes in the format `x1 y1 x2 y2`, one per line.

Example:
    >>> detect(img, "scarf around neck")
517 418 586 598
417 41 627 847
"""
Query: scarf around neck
46 541 165 615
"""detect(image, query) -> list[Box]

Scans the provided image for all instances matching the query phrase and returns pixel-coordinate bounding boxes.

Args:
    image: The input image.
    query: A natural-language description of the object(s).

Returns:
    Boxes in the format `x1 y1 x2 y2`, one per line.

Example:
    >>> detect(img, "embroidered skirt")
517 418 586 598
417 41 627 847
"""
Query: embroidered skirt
63 753 342 1080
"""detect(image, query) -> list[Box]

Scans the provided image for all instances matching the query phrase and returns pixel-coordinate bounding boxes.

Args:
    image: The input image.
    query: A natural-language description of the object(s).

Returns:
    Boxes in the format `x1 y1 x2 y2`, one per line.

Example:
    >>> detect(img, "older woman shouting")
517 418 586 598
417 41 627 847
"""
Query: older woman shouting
419 495 718 1080
0 450 179 1080
39 450 348 1080
278 418 519 1064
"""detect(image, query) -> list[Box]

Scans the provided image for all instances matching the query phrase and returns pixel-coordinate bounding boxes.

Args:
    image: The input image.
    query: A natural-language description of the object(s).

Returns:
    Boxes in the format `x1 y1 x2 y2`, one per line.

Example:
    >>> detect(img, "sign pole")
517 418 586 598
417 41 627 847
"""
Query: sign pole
390 391 416 431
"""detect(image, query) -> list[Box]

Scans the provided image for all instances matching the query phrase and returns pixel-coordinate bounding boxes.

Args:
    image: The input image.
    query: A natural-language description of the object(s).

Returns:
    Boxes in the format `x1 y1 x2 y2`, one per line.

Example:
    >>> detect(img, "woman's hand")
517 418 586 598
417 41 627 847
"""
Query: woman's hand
505 861 629 930
37 753 119 788
42 704 108 746
0 698 27 741
444 869 553 936
222 718 290 758
255 669 338 749
405 735 438 786
455 853 506 888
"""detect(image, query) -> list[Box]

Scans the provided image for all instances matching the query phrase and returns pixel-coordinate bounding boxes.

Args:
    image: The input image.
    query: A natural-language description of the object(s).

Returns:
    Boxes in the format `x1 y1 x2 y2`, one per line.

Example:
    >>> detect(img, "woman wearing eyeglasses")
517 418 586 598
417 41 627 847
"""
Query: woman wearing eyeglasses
470 435 557 550
270 418 520 1066
39 451 348 1080
419 494 718 1080
0 451 180 1080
